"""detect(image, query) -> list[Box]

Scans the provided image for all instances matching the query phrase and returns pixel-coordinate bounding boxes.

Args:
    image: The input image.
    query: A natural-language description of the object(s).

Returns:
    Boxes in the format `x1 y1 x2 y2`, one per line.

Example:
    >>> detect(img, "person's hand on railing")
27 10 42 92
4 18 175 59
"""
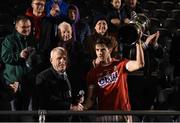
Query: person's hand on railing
70 90 85 111
70 103 84 111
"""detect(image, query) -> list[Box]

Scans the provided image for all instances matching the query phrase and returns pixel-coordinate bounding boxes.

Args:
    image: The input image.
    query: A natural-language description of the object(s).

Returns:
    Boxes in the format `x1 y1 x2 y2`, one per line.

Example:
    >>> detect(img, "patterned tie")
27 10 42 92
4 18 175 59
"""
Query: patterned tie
62 73 72 98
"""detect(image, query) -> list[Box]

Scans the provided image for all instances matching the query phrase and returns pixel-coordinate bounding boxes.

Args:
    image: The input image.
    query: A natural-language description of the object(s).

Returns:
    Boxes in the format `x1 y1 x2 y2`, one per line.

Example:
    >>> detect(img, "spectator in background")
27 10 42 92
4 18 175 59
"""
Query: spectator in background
49 3 61 17
46 0 69 18
36 47 84 122
26 0 46 42
65 4 91 45
26 0 62 73
124 0 144 21
54 21 84 68
107 0 129 33
1 15 35 121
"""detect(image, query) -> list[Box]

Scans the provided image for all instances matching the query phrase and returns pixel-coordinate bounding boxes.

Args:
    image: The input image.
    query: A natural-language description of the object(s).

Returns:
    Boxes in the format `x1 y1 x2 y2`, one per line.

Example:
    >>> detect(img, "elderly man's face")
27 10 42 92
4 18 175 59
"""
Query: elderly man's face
15 20 31 36
51 51 67 72
32 0 45 14
59 24 72 41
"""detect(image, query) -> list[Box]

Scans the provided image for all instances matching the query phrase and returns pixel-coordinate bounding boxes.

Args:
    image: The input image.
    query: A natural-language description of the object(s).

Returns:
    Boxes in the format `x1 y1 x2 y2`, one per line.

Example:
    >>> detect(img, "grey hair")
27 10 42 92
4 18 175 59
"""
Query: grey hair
58 21 72 31
50 47 67 59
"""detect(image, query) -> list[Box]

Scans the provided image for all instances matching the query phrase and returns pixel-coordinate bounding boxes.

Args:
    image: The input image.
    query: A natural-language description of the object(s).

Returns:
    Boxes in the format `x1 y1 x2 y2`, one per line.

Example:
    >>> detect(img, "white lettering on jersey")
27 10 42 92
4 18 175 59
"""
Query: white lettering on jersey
98 71 118 88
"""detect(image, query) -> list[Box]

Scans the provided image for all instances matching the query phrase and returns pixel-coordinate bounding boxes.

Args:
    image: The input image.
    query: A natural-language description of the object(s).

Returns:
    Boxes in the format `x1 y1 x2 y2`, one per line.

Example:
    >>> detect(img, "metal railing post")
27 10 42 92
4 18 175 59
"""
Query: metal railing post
38 110 46 123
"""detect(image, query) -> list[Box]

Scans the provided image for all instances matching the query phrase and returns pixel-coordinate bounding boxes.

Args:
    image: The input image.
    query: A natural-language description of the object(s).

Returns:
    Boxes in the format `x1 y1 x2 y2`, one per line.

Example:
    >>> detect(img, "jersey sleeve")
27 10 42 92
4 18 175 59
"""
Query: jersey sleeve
118 59 129 73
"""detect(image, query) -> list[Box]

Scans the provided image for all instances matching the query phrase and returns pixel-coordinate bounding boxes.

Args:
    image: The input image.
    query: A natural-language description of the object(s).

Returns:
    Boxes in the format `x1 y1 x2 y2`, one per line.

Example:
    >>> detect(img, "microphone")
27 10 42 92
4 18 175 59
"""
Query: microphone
73 90 85 104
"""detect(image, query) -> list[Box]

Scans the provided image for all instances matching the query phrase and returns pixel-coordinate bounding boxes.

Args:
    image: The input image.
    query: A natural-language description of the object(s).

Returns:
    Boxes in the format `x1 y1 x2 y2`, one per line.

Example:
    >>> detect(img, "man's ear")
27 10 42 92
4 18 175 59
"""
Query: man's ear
31 2 34 8
109 48 113 54
15 24 18 30
50 58 52 63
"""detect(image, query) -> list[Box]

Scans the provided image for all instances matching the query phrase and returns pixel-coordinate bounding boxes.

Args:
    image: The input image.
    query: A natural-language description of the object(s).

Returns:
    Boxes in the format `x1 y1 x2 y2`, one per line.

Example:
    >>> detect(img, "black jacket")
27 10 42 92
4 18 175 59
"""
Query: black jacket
36 67 82 110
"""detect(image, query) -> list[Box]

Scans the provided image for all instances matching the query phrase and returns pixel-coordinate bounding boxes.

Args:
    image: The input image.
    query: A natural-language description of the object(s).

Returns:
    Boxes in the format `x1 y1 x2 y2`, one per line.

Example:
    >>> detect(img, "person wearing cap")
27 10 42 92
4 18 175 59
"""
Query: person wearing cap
36 47 84 122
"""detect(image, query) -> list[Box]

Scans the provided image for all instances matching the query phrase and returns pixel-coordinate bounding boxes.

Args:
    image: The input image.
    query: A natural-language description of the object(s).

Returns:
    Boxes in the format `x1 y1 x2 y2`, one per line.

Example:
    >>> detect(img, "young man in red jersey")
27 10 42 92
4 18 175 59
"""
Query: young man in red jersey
82 32 159 122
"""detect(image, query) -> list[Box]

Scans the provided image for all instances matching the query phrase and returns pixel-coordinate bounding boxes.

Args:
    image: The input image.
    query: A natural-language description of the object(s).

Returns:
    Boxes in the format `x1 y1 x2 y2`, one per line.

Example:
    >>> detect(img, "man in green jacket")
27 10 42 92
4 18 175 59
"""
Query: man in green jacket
1 15 35 121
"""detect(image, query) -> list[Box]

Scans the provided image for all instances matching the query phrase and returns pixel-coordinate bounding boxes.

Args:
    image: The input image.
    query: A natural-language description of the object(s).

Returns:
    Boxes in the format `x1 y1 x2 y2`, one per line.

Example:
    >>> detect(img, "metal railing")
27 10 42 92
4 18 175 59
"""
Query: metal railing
0 110 180 122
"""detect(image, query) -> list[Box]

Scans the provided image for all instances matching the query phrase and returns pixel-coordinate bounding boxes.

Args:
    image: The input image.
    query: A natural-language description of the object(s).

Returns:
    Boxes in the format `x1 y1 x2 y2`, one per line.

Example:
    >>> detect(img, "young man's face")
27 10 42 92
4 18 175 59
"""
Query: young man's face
95 44 111 62
15 20 31 36
51 51 67 72
111 0 121 9
95 20 108 35
32 0 45 14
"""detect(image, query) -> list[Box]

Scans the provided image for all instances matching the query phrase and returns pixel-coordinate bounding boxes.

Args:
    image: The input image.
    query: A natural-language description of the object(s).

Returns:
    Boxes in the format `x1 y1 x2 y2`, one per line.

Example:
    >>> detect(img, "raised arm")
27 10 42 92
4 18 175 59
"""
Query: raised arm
126 32 158 72
126 40 144 72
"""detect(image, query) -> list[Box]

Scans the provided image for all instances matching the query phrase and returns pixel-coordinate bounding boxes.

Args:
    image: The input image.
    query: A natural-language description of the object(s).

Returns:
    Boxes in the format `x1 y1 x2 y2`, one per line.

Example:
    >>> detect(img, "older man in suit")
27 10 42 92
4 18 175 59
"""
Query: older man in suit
36 47 84 122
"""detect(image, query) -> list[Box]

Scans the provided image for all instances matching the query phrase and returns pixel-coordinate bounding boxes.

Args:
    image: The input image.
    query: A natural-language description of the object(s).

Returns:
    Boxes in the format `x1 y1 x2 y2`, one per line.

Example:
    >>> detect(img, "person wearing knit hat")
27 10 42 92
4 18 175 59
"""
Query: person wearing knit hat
93 14 109 28
92 13 109 36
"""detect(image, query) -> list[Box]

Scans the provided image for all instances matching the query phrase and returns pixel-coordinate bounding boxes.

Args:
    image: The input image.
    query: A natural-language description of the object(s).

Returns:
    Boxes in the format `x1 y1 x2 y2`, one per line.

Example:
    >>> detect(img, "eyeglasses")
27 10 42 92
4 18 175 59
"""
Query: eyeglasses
18 25 31 29
54 9 60 13
33 2 45 6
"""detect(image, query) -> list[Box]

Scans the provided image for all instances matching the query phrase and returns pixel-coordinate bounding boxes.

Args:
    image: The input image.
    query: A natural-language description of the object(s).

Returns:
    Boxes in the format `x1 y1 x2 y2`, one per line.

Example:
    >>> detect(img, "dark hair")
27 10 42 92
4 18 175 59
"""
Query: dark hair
95 36 113 49
15 15 30 24
68 4 76 11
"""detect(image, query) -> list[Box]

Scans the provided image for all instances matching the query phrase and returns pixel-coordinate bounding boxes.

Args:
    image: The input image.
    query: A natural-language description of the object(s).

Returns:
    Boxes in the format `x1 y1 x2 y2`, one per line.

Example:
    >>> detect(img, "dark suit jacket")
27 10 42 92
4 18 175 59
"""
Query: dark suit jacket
36 67 82 110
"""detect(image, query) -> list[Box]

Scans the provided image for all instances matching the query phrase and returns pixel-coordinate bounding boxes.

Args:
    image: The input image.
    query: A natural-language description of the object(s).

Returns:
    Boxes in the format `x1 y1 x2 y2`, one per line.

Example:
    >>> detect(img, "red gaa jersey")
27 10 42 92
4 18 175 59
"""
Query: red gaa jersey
87 59 131 111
